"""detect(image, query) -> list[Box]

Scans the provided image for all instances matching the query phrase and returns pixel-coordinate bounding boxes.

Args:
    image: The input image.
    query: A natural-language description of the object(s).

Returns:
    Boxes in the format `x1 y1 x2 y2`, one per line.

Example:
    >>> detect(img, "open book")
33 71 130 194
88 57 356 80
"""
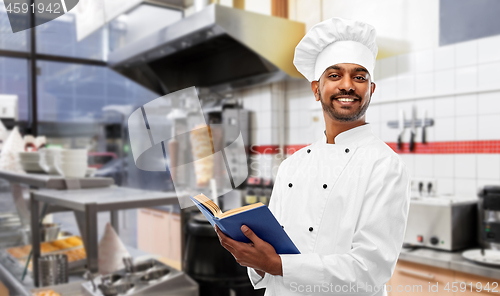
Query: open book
190 194 300 254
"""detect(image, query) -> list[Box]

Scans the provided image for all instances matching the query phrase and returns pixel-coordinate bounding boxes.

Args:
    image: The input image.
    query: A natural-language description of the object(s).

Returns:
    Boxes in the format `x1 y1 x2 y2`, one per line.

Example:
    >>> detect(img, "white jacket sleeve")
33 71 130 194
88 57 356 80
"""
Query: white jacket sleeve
247 162 286 289
279 155 410 295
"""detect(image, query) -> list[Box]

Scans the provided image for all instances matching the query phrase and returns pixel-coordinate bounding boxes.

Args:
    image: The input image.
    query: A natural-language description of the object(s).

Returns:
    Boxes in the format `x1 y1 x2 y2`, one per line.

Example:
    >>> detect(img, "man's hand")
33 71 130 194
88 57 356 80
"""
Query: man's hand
215 225 283 276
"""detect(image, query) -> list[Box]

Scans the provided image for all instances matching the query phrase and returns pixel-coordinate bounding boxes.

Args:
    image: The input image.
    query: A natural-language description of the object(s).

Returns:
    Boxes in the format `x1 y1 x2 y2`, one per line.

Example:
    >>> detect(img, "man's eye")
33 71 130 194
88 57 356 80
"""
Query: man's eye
329 74 339 78
355 76 366 81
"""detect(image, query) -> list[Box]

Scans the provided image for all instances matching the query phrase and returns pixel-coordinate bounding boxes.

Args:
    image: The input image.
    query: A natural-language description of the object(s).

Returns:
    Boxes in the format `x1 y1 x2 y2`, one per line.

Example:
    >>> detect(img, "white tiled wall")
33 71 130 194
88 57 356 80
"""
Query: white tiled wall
372 34 500 198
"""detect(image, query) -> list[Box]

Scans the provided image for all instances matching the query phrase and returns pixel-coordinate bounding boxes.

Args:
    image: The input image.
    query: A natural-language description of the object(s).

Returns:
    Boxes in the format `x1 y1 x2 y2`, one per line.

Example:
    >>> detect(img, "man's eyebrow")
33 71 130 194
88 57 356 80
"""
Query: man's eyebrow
326 65 342 71
325 65 368 74
354 67 368 73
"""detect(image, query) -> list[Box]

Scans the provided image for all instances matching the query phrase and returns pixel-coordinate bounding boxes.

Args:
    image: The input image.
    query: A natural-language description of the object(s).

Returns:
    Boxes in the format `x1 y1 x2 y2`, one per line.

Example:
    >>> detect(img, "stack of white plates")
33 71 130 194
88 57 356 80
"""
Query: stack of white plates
18 152 44 173
39 147 62 175
55 149 88 178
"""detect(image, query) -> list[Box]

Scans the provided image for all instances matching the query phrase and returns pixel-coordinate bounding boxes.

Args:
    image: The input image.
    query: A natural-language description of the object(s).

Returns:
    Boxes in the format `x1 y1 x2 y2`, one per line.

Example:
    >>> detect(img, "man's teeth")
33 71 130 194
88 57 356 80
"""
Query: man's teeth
337 98 355 102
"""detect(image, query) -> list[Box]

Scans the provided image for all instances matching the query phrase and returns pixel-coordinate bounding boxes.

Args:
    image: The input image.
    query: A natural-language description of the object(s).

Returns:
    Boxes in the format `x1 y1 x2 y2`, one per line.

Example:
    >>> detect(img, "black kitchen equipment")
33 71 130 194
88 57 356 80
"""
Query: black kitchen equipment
478 186 500 249
461 186 500 267
184 213 265 296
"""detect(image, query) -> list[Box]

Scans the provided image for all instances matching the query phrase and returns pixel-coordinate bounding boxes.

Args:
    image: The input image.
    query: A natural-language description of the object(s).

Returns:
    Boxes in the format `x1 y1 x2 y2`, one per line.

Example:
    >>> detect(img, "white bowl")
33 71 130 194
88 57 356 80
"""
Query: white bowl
39 149 61 175
39 157 59 175
21 161 44 173
60 149 88 157
59 155 88 163
44 148 62 155
20 160 40 164
19 152 41 160
55 161 88 178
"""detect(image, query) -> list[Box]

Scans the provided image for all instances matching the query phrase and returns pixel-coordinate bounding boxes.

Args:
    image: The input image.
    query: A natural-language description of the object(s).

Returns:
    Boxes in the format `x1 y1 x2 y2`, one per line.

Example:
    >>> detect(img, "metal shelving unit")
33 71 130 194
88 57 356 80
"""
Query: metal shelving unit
30 187 179 287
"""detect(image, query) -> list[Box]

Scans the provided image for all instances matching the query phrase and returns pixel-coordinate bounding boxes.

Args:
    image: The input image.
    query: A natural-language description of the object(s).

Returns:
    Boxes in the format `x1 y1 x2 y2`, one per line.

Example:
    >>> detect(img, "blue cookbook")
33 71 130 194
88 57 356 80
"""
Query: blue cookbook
190 194 300 254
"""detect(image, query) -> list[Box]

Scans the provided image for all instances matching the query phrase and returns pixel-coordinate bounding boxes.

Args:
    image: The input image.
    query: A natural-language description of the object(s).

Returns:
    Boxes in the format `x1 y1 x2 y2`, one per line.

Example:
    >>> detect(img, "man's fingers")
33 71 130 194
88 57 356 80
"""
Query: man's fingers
241 225 261 244
215 225 239 251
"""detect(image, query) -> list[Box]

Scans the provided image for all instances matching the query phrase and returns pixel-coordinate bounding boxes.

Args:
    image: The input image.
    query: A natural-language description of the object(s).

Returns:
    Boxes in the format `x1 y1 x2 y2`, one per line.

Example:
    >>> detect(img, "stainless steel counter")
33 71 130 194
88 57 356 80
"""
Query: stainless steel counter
0 169 114 230
0 245 150 296
0 171 114 189
31 187 180 287
399 247 500 279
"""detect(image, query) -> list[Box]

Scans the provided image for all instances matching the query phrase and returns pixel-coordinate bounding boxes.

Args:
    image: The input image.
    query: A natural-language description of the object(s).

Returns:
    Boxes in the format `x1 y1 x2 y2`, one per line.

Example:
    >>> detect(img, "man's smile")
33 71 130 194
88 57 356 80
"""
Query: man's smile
331 95 361 106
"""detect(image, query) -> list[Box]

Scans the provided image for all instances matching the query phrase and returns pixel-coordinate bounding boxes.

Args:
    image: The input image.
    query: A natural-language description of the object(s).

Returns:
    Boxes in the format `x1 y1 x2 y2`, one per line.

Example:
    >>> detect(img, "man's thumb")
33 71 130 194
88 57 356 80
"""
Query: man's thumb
241 225 257 242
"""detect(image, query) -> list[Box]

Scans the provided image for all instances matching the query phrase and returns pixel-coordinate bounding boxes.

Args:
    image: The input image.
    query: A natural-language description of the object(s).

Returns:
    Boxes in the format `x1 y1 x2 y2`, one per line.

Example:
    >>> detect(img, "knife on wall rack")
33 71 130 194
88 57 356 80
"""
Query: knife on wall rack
409 106 416 152
422 109 427 144
397 110 405 151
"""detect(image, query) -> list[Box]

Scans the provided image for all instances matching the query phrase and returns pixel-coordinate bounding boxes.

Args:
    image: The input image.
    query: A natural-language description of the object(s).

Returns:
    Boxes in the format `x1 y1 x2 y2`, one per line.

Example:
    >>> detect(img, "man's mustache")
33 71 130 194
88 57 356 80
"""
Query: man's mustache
330 91 362 101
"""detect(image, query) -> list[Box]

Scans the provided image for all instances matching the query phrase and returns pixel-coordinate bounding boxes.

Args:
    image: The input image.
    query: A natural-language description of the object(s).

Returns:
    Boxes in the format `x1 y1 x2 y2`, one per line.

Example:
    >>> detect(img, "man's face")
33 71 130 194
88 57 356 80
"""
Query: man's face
312 63 376 123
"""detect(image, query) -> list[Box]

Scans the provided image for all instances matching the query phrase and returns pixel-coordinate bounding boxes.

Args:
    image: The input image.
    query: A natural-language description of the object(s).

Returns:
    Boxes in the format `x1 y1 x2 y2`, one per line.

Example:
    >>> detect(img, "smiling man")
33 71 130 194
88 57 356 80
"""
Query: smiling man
215 18 410 296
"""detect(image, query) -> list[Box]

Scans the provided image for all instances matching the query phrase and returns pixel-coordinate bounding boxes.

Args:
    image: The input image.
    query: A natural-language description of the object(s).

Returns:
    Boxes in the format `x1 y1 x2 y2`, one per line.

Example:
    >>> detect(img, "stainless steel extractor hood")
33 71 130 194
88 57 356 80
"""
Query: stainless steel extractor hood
107 3 305 94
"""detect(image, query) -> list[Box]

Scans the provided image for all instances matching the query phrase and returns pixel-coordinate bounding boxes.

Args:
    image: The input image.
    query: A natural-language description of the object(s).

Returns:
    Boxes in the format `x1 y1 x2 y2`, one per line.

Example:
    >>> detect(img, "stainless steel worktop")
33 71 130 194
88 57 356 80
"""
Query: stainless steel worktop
0 170 114 189
32 187 179 212
30 187 181 287
0 245 150 296
400 247 500 279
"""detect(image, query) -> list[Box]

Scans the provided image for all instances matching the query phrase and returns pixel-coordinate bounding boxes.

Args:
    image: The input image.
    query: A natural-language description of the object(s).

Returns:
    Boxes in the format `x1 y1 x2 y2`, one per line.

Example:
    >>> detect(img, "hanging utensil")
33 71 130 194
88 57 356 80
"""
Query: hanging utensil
422 109 427 144
397 110 405 151
410 106 416 152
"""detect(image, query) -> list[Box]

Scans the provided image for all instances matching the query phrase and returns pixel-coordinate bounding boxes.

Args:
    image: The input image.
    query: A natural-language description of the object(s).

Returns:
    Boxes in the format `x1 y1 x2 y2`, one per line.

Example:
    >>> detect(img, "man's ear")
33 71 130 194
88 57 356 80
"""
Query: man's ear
311 80 320 101
370 82 376 96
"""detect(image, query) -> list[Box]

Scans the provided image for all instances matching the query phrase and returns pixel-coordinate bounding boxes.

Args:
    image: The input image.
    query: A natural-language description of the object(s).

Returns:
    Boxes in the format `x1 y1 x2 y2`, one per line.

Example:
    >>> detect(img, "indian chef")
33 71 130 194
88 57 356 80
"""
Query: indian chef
215 17 411 296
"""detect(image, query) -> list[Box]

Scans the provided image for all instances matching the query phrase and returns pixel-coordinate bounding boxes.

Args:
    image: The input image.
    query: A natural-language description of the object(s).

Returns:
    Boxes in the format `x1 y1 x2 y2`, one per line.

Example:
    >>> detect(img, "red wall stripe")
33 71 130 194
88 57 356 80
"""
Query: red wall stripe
249 145 281 154
250 140 500 155
387 140 500 154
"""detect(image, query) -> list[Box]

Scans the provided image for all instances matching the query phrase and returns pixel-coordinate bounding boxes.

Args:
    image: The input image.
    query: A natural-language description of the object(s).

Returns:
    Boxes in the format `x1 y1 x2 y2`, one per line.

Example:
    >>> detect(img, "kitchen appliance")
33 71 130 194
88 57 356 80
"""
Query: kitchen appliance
462 186 500 265
108 4 305 94
404 197 477 251
195 99 251 202
184 214 264 296
461 186 500 268
478 186 500 249
81 259 198 296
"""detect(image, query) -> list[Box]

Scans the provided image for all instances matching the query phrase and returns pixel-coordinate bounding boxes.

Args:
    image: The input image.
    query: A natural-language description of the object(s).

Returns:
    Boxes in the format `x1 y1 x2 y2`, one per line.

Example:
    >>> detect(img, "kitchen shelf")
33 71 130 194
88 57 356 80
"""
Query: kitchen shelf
0 171 114 189
0 170 114 230
30 187 180 287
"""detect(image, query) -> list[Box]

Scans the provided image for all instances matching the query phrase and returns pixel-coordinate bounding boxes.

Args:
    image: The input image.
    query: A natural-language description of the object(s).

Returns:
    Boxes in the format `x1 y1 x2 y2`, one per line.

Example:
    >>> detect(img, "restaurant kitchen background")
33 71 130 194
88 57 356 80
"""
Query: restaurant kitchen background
1 0 500 295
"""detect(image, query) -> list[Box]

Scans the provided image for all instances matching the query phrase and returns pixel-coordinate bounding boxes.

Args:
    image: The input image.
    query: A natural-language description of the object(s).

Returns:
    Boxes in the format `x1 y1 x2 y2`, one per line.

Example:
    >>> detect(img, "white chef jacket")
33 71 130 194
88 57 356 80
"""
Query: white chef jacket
247 123 410 296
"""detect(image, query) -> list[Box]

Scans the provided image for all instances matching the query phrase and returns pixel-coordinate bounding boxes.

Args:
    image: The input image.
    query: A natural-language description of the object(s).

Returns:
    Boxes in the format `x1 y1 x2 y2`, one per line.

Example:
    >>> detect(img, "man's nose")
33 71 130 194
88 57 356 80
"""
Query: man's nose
338 76 355 92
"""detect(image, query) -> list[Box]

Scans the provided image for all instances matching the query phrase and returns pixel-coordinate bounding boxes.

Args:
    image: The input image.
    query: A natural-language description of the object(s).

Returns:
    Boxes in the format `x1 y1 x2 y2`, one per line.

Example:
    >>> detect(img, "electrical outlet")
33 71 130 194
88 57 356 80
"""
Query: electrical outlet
411 178 437 197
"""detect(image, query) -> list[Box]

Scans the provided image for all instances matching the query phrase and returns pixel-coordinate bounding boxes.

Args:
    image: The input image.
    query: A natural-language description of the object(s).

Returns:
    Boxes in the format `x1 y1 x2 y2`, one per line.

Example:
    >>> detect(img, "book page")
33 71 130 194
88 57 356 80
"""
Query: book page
219 202 265 219
193 193 221 216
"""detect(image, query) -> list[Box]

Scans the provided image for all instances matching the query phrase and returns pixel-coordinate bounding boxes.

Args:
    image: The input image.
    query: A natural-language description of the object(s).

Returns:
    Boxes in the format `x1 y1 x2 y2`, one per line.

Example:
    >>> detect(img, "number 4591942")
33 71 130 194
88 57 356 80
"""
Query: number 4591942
5 2 61 14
